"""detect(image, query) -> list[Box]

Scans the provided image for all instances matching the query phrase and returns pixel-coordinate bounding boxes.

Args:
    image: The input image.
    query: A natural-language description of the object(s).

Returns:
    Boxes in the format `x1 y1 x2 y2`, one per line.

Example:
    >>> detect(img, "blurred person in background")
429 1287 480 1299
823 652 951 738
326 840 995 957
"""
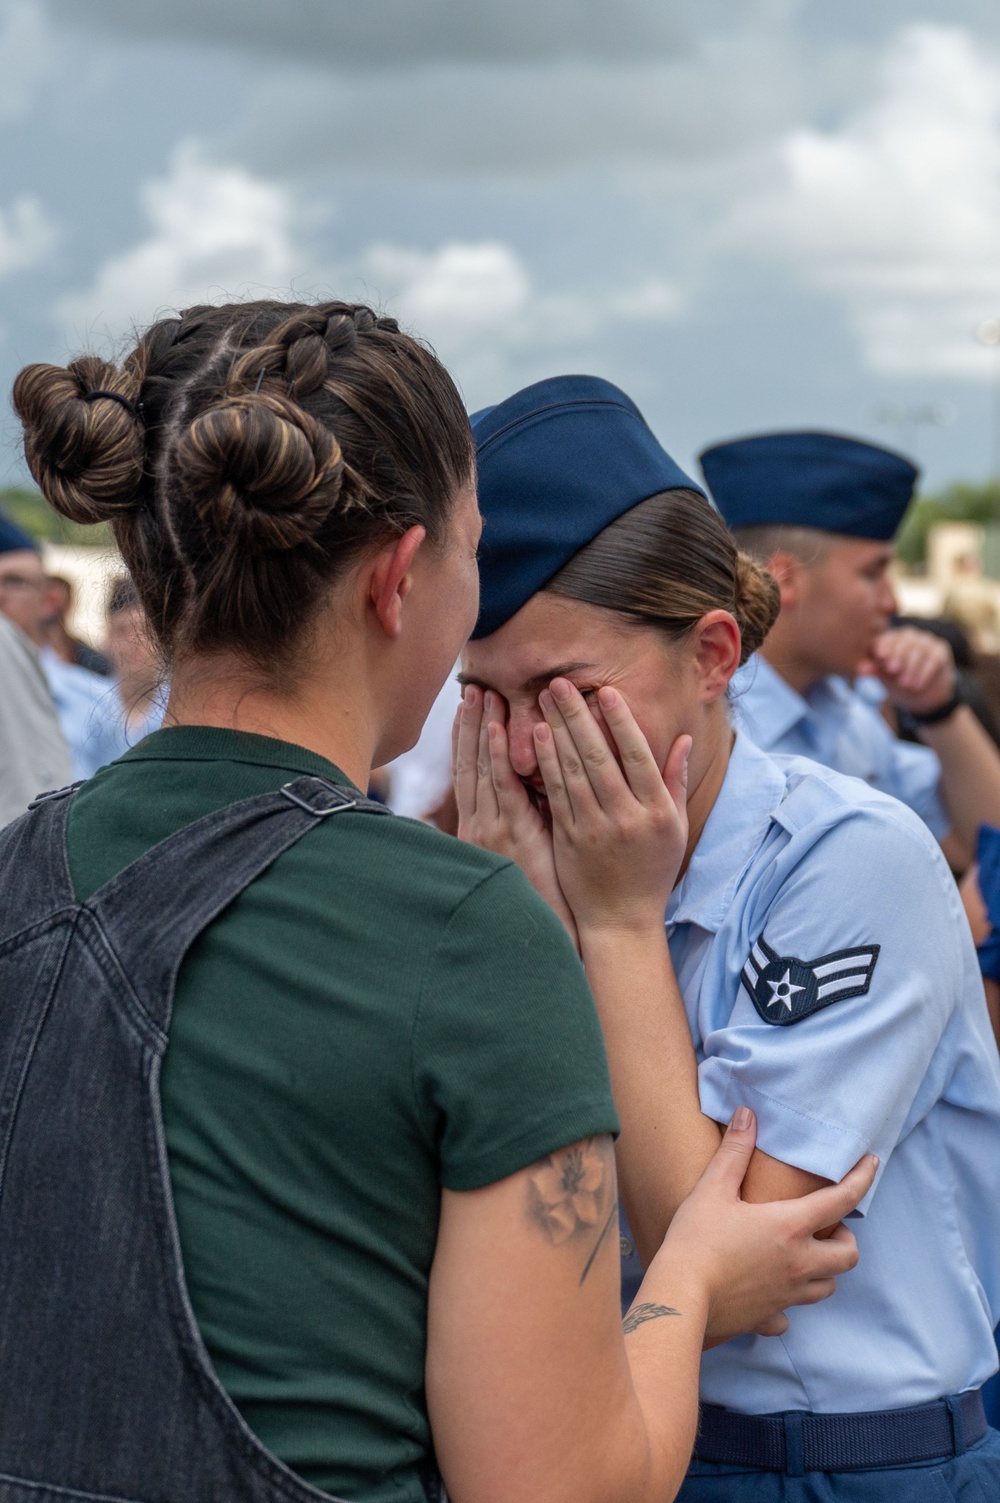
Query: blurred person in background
891 614 1000 750
103 575 164 745
0 513 123 779
42 574 111 676
0 601 72 826
964 827 1000 1048
954 823 1000 1433
703 432 1000 872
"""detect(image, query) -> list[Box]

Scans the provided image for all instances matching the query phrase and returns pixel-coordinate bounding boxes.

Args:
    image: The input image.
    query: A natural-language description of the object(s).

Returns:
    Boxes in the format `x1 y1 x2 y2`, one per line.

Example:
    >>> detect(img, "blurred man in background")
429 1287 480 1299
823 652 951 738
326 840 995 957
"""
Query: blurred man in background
0 515 72 823
702 431 1000 871
0 515 122 780
43 574 111 677
0 609 72 826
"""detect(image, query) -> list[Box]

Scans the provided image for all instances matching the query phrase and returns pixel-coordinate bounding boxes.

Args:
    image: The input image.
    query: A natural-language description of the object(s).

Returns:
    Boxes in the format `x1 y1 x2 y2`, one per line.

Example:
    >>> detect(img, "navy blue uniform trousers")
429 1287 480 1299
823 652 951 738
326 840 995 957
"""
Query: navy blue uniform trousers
679 1426 1000 1500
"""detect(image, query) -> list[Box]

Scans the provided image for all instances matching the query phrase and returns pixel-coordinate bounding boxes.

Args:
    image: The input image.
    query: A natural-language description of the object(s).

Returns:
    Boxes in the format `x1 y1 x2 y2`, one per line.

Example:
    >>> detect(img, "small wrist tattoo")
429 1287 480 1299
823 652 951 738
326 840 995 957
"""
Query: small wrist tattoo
623 1302 681 1335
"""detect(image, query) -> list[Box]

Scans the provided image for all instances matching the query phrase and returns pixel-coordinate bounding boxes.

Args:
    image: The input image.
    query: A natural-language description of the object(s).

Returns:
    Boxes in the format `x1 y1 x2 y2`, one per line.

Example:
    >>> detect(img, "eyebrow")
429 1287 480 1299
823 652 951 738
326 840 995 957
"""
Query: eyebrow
456 661 598 693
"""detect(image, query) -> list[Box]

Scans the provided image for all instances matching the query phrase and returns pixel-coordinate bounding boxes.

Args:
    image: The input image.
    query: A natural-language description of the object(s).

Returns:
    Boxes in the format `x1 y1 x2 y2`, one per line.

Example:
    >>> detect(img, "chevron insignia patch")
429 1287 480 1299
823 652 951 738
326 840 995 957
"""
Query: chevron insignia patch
741 933 880 1027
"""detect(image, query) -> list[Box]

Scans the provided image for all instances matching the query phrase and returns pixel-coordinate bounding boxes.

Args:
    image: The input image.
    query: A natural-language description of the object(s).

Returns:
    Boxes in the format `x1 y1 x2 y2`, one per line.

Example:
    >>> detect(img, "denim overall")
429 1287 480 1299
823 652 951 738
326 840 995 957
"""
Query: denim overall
0 774 451 1503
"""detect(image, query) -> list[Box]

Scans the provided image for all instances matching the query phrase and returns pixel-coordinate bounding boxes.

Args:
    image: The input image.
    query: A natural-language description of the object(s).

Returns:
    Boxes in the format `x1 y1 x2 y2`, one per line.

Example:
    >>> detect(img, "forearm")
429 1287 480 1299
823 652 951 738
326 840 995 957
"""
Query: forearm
428 1147 713 1503
920 705 1000 848
618 1260 710 1503
579 925 722 1264
546 1260 710 1503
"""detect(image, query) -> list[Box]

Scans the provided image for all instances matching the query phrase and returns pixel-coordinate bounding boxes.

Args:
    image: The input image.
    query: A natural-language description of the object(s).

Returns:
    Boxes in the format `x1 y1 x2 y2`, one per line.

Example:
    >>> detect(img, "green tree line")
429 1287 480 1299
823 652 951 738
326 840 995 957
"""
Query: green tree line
895 479 1000 568
0 486 112 548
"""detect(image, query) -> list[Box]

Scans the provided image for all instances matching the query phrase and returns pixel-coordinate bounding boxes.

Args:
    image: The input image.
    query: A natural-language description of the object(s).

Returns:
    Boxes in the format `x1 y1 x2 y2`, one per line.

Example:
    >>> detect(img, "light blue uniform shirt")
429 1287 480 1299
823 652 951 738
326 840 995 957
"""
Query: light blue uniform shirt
732 654 950 842
42 650 125 780
674 732 1000 1413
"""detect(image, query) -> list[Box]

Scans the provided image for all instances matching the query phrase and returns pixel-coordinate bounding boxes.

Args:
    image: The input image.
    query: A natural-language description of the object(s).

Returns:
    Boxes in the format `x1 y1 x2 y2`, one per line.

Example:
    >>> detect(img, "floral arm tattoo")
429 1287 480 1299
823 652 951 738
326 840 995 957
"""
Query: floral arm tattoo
526 1136 618 1284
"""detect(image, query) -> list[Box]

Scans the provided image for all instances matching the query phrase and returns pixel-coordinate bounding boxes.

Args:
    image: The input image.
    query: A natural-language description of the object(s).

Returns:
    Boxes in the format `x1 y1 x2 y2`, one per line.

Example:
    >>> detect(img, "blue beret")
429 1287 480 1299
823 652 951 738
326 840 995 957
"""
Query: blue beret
699 431 918 541
471 375 702 639
0 511 40 556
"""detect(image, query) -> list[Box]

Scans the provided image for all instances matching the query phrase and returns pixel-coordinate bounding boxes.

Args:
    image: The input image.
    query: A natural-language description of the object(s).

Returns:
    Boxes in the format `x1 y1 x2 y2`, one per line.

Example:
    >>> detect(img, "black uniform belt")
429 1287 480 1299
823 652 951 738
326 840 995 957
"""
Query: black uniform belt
694 1390 988 1474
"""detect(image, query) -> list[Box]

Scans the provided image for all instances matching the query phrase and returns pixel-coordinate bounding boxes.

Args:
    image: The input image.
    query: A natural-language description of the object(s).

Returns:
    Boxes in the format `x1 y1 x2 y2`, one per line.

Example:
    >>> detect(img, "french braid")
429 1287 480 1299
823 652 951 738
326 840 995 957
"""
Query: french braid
12 300 473 661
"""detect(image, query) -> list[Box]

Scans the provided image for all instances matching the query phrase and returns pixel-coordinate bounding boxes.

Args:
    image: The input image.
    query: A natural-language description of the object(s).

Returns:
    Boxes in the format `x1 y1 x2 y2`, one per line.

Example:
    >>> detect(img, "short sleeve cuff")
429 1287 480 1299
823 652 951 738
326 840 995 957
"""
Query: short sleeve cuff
698 1064 878 1214
440 1099 620 1193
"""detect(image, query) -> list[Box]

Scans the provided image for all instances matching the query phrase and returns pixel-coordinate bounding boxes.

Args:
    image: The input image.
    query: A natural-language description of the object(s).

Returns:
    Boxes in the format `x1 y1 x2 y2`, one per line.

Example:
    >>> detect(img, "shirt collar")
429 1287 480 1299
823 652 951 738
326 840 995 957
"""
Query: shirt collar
666 731 786 933
734 655 810 745
118 724 358 790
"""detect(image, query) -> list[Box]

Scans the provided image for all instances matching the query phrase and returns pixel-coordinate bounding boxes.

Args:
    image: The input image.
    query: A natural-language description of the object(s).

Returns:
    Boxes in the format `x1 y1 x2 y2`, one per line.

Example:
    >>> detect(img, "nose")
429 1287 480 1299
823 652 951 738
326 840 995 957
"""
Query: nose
878 575 898 619
506 702 542 780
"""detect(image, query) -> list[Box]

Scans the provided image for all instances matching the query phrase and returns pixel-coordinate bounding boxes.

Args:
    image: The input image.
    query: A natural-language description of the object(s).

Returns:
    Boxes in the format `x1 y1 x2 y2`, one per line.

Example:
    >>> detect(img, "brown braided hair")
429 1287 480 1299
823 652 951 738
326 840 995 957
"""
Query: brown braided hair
12 301 474 664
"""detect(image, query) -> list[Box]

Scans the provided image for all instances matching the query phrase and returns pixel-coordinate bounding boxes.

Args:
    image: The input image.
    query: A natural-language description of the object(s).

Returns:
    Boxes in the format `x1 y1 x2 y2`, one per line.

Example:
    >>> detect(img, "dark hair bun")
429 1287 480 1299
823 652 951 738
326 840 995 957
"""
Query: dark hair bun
733 551 781 663
11 298 474 661
12 355 145 524
176 391 346 552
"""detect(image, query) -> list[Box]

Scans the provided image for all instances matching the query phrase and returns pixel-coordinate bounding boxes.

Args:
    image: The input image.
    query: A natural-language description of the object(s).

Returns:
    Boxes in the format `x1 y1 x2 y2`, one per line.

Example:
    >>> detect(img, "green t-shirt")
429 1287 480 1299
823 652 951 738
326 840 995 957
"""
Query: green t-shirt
67 727 618 1503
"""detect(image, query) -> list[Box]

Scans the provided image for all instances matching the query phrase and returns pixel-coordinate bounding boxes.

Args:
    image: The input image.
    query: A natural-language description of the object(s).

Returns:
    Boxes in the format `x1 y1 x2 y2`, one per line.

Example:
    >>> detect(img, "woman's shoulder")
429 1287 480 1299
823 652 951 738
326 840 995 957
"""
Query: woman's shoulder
360 807 513 877
316 804 560 928
732 750 972 1025
768 748 940 855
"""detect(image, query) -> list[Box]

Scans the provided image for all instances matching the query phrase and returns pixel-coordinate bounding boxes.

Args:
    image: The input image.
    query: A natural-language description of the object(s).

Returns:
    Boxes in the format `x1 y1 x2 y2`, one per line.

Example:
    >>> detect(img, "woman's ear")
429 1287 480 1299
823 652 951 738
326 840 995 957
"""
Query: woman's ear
368 525 427 638
691 610 742 702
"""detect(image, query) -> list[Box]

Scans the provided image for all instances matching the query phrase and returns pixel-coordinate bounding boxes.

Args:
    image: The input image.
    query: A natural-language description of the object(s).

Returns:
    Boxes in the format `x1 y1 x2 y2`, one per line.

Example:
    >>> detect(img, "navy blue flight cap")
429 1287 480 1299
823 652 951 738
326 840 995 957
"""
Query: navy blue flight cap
0 511 39 556
699 431 918 542
471 375 703 639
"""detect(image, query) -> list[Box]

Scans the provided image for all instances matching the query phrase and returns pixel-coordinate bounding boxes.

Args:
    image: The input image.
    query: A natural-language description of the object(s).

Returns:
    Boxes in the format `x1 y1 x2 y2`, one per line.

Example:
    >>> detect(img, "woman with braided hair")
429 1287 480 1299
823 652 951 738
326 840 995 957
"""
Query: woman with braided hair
2 300 871 1503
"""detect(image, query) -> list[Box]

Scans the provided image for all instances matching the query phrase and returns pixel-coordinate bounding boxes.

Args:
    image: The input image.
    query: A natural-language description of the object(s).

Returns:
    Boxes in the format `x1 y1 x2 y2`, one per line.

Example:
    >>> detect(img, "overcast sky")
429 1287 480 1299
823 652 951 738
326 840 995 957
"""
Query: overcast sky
4 0 1000 490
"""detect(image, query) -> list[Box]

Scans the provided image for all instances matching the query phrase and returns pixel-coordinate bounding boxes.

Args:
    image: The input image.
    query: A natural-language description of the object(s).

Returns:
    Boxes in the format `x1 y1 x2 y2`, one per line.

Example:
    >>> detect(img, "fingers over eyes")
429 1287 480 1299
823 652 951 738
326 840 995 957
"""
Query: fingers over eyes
486 717 520 796
540 680 635 816
455 686 498 822
535 687 604 819
532 718 570 818
476 704 501 821
596 686 672 805
453 689 481 818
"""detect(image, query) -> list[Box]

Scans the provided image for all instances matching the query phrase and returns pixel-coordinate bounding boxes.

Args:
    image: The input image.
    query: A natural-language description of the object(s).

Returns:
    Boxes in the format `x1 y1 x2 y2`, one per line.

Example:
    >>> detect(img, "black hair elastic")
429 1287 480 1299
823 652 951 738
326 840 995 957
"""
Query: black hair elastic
82 390 140 420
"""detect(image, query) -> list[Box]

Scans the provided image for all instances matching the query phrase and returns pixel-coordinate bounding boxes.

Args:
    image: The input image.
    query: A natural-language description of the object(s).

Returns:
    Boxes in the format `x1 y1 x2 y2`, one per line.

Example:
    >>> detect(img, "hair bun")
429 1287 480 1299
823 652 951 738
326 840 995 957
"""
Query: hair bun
733 551 781 663
176 391 346 552
12 355 145 525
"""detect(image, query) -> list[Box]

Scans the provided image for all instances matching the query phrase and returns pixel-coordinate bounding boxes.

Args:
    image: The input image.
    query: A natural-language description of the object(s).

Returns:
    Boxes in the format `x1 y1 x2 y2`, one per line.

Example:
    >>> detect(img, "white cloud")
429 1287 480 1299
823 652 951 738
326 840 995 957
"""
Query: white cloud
353 239 685 406
365 241 533 350
348 239 684 398
53 148 683 404
731 24 1000 378
610 278 685 321
0 194 55 276
56 144 310 340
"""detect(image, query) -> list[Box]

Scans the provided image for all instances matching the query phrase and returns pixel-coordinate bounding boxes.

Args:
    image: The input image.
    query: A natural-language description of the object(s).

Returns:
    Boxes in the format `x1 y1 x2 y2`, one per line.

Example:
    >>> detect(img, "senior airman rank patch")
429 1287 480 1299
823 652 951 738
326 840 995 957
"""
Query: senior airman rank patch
741 934 880 1027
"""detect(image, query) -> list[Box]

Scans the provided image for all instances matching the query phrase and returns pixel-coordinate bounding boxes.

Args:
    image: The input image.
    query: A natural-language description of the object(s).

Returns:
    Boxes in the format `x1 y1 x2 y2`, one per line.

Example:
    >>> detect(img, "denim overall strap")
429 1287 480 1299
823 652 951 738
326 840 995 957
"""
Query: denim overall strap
0 782 80 939
86 775 387 1034
0 775 401 1503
